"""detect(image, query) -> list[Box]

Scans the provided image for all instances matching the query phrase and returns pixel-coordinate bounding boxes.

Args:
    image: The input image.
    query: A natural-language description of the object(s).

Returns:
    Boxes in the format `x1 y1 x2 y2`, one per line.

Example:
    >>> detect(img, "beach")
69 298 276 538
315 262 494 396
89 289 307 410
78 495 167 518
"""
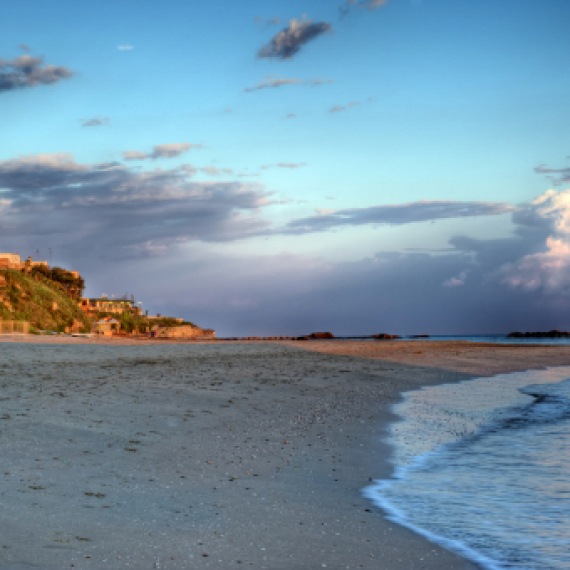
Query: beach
1 337 570 569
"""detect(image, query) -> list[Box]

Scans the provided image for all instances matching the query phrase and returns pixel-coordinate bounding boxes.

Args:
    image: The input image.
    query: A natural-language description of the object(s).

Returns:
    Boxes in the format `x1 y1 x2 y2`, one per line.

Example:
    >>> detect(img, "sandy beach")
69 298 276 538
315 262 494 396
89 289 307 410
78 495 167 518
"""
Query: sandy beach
1 337 570 569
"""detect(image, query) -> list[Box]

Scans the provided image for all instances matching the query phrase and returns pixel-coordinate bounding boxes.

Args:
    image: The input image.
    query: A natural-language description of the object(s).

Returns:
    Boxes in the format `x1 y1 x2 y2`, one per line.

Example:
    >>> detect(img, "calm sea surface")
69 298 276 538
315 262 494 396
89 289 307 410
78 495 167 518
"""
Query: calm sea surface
364 367 570 570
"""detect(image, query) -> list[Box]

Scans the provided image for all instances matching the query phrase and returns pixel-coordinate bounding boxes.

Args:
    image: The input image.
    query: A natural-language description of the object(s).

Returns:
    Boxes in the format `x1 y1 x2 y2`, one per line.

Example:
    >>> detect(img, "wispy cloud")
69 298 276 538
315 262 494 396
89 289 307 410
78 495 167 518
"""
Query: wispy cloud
254 16 283 27
199 165 234 176
257 19 332 60
0 54 72 92
82 117 110 127
261 162 307 170
117 44 134 51
244 76 332 93
123 143 201 161
329 102 359 113
535 163 570 186
340 0 389 17
245 77 302 92
329 97 374 113
282 201 516 234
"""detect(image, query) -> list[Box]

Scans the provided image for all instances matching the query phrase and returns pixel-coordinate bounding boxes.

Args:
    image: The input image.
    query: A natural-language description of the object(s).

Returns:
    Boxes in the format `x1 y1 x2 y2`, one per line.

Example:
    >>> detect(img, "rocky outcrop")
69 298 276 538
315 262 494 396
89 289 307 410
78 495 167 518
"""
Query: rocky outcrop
372 333 401 340
151 324 216 339
508 330 570 338
296 331 335 340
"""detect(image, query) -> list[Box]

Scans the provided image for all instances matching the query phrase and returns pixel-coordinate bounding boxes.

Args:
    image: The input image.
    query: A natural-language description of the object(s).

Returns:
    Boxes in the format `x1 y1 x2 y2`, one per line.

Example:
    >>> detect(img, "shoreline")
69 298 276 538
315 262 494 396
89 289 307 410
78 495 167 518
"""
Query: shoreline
1 339 570 568
364 365 570 570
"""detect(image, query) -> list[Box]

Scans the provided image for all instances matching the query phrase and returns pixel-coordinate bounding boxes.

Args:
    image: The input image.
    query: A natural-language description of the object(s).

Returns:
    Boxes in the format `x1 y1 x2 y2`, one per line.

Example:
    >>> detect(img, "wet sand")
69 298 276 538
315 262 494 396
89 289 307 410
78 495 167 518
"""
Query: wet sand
1 337 569 569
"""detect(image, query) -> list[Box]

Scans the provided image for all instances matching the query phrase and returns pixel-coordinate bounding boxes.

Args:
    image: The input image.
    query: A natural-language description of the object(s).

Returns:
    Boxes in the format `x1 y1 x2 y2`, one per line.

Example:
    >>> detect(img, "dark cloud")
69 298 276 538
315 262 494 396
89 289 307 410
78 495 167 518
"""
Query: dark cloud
123 143 201 161
0 54 72 92
258 19 331 60
4 150 570 336
0 154 271 261
282 201 516 234
130 236 570 337
89 188 570 335
82 117 110 127
141 190 570 336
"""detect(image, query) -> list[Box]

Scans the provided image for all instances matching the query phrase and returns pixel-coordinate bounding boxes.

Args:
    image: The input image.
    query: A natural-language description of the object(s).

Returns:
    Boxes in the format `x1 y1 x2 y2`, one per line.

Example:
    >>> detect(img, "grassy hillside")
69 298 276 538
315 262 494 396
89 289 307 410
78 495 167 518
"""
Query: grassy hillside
0 269 91 333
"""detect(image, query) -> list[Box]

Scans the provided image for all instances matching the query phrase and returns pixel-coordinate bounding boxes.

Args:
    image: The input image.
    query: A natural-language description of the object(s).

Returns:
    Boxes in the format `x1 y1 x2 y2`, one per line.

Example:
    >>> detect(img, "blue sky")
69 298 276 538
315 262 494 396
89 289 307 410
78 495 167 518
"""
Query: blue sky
1 0 570 335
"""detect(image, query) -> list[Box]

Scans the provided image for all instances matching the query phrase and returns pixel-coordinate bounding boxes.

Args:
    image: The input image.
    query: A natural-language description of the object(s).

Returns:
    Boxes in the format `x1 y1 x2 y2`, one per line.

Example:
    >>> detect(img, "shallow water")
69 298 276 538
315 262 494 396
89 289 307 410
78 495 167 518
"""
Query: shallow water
365 367 570 570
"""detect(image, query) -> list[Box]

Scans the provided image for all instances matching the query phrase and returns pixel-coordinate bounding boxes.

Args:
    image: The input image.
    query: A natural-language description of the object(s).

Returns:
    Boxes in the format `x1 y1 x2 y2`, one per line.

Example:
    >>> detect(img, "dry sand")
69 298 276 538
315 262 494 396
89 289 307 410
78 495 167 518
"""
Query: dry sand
1 336 570 569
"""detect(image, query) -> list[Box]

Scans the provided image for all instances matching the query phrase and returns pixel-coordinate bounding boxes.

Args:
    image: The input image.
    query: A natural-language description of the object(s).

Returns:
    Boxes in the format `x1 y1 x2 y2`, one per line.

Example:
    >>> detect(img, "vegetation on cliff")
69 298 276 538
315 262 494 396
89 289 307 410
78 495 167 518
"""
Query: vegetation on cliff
0 269 91 333
30 265 85 301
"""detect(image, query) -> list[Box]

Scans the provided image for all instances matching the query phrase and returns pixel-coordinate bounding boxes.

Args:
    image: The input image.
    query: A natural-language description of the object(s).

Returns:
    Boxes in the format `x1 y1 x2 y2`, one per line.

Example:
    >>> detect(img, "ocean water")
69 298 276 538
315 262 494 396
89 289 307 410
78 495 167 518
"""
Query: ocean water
409 335 570 346
364 367 570 570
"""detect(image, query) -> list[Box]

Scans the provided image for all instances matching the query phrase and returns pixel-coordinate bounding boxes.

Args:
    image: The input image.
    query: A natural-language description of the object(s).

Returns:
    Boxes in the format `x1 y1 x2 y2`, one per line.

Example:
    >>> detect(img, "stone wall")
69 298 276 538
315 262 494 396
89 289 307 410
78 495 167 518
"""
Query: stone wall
0 321 31 334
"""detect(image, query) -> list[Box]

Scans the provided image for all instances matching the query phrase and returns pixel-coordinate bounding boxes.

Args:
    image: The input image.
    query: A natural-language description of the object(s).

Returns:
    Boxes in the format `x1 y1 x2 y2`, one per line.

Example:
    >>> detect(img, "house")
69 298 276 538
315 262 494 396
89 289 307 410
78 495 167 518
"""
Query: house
80 295 142 317
0 252 51 271
93 318 121 336
0 253 22 269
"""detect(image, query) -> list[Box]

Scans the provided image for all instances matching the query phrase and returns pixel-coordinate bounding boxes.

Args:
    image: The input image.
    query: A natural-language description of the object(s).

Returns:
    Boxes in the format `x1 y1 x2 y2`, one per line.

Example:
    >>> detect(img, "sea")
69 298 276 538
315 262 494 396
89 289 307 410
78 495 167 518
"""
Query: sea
409 334 570 346
364 363 570 569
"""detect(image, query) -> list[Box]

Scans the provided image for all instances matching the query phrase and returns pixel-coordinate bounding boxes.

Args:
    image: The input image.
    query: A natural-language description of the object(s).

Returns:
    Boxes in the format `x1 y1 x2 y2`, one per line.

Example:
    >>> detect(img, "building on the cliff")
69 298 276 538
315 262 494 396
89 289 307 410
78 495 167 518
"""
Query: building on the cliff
93 318 121 336
80 295 142 317
0 253 48 271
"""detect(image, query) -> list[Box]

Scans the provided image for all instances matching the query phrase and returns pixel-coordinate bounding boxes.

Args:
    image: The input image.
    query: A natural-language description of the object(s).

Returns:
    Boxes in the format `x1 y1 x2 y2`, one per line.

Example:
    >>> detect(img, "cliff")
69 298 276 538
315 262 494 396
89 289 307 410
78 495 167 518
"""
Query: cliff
0 268 91 333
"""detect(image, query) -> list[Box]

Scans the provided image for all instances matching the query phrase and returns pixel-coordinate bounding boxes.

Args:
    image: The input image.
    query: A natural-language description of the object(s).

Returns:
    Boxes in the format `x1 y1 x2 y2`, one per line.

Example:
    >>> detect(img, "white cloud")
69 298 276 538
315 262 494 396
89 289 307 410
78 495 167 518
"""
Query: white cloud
443 269 469 288
497 189 570 294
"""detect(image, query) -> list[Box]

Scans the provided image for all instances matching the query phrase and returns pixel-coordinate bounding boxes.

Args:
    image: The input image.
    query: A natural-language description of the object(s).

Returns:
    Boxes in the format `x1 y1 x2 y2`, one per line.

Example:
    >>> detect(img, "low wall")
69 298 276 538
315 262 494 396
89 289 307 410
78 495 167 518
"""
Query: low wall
0 321 31 334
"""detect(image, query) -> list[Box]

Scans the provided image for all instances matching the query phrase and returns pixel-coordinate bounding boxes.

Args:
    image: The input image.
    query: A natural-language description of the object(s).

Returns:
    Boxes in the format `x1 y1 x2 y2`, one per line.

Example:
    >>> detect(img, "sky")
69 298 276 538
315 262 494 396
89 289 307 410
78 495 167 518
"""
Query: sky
1 0 570 336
